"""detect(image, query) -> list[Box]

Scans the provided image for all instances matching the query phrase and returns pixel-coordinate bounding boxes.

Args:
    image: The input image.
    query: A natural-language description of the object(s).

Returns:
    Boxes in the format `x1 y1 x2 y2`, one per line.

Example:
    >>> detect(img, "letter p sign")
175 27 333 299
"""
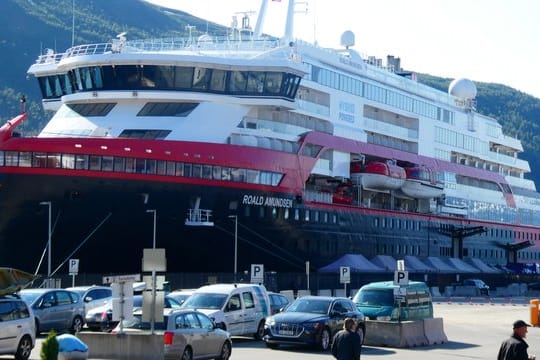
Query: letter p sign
251 264 264 284
340 266 350 284
393 270 409 286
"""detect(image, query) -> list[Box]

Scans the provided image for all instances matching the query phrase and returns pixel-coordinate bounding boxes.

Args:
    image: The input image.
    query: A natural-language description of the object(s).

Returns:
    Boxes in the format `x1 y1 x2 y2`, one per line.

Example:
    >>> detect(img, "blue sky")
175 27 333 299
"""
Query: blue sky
146 0 540 99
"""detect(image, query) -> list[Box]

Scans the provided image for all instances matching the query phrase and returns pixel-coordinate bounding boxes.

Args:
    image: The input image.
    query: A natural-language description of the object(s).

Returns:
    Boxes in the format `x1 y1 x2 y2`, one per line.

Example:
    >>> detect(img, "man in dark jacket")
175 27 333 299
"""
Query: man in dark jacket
497 320 536 360
331 318 361 360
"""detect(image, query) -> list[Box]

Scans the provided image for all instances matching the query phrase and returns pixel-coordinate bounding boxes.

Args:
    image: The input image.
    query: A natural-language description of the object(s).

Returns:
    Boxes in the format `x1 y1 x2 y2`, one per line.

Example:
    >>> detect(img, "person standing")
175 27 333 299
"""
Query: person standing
331 317 361 360
498 320 536 360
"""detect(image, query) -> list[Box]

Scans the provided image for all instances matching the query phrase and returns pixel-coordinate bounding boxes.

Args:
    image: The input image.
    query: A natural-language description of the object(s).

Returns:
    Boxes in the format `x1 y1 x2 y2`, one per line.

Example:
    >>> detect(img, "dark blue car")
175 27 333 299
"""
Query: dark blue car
263 296 365 351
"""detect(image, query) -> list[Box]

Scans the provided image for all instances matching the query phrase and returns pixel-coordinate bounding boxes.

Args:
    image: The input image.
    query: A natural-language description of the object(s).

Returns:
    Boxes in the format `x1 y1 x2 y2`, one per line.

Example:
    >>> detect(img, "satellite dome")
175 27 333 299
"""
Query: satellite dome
448 78 477 99
340 31 355 48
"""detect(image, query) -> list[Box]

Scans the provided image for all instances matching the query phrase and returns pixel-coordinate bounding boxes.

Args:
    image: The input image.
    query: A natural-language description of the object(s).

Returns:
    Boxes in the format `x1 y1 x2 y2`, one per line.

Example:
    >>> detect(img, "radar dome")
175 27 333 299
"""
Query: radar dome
340 31 355 48
448 78 477 99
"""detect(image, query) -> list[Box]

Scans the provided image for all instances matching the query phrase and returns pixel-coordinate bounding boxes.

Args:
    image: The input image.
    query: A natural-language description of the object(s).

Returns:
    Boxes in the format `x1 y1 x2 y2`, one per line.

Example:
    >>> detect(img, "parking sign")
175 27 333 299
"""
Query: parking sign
340 266 350 284
251 264 264 284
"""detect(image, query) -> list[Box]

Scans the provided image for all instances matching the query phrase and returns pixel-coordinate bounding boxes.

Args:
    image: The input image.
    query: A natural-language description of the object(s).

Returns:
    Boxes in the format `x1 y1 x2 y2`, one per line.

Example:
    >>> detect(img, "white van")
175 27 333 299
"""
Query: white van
181 283 271 338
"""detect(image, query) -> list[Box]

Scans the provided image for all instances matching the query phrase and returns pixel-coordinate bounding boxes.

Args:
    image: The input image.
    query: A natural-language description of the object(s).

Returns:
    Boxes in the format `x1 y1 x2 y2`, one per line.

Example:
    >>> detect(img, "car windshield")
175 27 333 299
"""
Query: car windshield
121 314 169 330
354 289 395 306
286 299 331 314
181 293 227 310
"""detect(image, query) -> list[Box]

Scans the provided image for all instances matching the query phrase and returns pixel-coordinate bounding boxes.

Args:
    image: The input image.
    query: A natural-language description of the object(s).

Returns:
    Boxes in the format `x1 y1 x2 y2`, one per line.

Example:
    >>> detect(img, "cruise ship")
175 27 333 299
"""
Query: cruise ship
1 0 539 276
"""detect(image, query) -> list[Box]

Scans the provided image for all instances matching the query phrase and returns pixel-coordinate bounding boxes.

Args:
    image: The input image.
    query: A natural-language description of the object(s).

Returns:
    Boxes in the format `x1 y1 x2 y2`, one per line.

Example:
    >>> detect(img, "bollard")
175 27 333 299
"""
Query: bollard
530 299 539 326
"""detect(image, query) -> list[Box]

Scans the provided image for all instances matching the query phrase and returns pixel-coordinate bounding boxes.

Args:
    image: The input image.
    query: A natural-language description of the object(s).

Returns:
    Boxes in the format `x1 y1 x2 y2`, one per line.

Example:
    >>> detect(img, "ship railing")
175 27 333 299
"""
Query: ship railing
185 209 215 227
33 36 281 64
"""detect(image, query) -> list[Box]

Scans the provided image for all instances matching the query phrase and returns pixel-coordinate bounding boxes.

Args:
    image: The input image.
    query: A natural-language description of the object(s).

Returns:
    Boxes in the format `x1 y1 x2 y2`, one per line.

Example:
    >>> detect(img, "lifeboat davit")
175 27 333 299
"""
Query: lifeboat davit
401 165 444 199
351 161 406 190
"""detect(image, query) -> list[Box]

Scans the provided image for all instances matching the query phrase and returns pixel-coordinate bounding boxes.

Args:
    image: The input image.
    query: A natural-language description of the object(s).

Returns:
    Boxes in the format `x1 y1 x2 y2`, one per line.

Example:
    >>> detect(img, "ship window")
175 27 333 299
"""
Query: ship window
184 163 192 177
74 154 88 170
156 160 166 175
229 71 248 93
304 210 310 222
246 169 259 184
221 167 231 180
146 159 157 174
323 212 328 223
192 164 202 178
202 165 212 179
265 72 282 94
89 155 101 170
332 214 337 223
114 157 125 172
193 67 211 90
138 102 198 117
231 168 246 182
174 67 194 88
125 158 136 173
271 173 282 186
166 161 176 175
102 156 114 171
246 72 265 93
259 207 265 218
119 129 171 139
209 69 227 92
61 154 74 169
294 208 300 221
4 151 18 166
68 103 115 117
19 152 31 167
314 211 319 222
213 166 222 180
284 208 289 220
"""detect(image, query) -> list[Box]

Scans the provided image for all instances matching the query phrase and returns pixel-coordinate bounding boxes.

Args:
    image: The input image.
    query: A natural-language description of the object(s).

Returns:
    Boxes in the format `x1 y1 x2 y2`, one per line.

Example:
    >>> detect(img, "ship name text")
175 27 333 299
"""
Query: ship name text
242 195 293 208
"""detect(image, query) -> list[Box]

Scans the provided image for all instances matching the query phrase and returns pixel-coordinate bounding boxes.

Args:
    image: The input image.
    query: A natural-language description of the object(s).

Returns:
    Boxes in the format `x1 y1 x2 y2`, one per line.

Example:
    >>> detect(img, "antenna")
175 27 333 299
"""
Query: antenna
71 0 75 47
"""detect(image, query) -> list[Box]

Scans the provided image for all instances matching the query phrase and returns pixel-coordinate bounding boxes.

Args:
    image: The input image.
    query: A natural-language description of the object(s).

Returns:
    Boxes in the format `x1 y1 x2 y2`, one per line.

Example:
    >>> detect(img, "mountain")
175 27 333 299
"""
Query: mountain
1 0 540 187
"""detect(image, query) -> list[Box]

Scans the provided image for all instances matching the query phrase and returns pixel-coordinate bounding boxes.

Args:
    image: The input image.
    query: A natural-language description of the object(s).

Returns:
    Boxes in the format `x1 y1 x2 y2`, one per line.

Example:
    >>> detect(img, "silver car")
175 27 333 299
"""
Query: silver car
114 308 232 360
66 285 112 315
0 296 35 360
19 289 85 335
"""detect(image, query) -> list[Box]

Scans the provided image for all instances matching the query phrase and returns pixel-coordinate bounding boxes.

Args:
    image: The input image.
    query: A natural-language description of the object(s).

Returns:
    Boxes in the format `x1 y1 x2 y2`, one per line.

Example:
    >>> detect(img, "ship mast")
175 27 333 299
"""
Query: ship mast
254 0 295 43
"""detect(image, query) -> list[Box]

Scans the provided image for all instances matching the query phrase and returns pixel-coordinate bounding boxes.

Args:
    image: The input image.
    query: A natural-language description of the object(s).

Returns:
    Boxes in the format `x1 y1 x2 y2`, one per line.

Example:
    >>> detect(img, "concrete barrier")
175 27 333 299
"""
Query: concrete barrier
364 318 448 348
364 320 427 348
423 317 448 344
77 332 164 360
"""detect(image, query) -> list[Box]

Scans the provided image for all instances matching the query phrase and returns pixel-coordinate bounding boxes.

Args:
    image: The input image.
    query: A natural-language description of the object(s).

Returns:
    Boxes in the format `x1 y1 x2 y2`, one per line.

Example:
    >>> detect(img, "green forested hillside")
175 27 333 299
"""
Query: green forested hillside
1 0 540 186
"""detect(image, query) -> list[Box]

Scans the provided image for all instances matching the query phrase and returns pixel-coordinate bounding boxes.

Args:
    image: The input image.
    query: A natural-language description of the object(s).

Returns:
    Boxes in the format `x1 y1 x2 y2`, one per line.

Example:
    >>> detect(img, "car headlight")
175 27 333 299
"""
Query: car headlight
265 318 276 327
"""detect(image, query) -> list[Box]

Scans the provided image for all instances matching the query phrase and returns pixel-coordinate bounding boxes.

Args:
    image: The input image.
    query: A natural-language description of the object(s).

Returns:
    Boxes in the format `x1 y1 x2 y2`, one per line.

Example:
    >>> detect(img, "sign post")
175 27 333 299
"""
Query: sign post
306 261 310 291
340 266 350 296
393 260 409 322
68 259 79 287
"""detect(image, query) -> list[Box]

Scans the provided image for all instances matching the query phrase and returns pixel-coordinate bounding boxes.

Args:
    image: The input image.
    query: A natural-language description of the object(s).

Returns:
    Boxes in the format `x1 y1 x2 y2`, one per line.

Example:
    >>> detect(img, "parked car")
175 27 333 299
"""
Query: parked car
113 308 232 360
167 290 194 305
181 283 271 339
85 294 181 332
66 285 112 315
268 292 290 314
463 279 490 295
263 295 365 351
0 295 35 360
19 289 85 335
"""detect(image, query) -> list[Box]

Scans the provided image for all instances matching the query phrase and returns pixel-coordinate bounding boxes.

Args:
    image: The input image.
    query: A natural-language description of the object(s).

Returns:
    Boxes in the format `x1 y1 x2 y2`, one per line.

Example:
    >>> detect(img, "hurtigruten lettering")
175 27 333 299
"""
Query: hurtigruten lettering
242 195 293 208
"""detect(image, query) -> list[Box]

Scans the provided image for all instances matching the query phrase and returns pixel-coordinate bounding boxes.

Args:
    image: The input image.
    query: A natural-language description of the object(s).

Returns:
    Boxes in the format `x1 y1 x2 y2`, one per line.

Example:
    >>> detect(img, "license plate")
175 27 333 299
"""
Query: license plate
280 330 294 336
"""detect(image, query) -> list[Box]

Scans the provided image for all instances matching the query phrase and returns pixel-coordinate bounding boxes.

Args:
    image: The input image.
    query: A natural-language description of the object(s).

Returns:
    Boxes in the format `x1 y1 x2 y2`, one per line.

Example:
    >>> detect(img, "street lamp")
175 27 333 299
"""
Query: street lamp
146 209 157 248
228 215 238 278
39 201 52 282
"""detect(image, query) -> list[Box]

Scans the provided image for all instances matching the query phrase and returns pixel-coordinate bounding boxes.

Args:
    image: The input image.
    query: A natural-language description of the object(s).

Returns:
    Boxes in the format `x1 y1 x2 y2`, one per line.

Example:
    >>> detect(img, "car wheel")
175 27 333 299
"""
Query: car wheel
71 316 83 334
15 335 33 360
318 328 331 351
215 341 231 360
254 320 265 339
181 347 193 360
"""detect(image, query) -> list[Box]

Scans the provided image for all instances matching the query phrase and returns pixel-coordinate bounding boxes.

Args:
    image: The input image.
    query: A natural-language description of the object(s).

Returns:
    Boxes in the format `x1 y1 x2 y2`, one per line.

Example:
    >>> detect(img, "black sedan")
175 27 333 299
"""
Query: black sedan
263 296 365 351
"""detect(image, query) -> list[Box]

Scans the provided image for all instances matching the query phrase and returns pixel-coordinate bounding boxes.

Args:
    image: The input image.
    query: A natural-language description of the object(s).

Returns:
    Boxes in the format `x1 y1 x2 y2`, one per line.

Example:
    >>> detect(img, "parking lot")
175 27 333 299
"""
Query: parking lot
18 299 540 360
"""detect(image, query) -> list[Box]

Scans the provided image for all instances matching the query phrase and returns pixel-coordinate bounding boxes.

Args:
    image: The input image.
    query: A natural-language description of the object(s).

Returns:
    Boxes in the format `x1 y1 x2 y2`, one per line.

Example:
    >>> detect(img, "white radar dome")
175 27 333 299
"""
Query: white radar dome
448 78 477 99
340 31 355 48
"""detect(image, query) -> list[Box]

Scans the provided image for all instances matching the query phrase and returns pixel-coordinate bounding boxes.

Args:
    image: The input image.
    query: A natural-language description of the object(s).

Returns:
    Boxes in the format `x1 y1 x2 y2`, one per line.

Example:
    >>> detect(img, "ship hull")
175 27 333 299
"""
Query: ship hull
0 171 517 275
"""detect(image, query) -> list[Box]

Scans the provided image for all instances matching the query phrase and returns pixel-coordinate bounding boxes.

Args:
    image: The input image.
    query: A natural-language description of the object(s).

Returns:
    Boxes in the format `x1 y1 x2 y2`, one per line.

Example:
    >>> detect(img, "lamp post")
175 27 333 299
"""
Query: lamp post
228 215 238 279
146 209 156 248
39 201 52 284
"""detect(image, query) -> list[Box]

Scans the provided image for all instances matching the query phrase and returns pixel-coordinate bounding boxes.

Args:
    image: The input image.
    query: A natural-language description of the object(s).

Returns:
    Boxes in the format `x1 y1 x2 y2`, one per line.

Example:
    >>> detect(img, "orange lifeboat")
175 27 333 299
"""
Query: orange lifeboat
351 161 406 190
